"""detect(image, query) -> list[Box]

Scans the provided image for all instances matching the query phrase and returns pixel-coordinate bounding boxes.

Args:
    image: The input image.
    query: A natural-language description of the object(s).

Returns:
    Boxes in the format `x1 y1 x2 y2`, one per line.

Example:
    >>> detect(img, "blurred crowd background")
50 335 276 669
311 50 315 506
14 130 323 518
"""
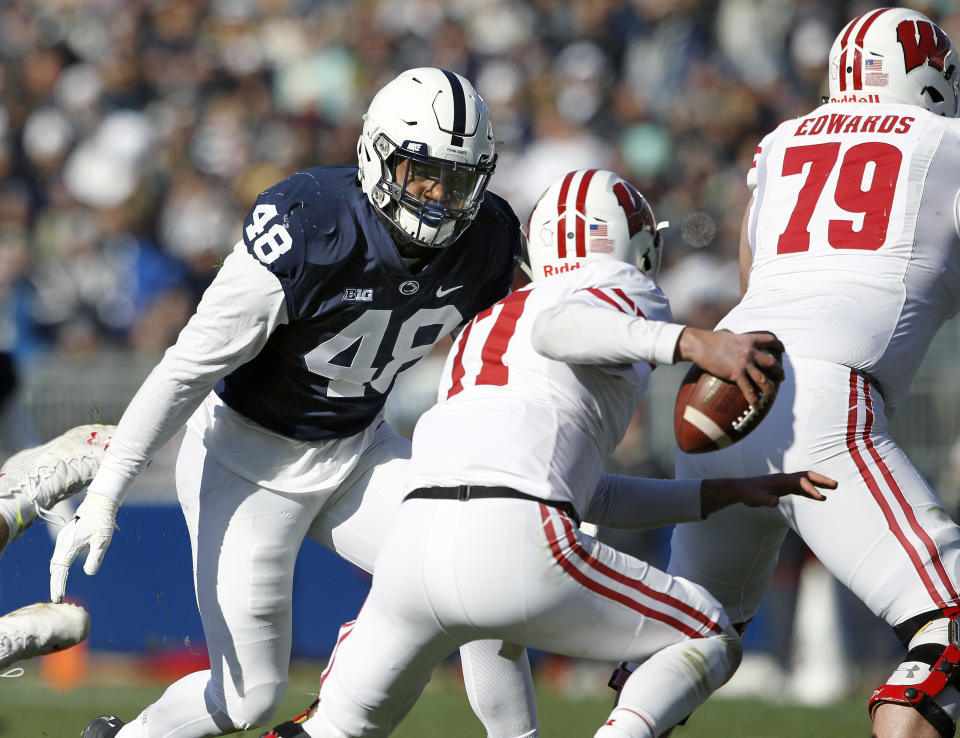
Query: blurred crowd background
0 0 954 366
3 0 960 703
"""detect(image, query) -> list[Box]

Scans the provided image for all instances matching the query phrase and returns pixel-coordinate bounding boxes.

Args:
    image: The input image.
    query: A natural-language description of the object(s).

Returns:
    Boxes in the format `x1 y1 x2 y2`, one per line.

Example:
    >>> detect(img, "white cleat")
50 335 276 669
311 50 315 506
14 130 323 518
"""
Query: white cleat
0 601 91 670
0 424 115 530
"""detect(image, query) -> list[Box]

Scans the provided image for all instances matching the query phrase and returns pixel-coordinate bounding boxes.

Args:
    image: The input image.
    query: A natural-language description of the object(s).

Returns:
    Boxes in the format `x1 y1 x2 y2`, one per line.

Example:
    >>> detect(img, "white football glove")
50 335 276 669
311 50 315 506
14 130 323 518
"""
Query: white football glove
50 492 119 603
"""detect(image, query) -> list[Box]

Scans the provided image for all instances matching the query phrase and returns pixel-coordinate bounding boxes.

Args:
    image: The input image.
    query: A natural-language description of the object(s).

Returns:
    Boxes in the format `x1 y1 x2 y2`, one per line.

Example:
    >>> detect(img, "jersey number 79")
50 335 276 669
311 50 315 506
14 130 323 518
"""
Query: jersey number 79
777 141 902 254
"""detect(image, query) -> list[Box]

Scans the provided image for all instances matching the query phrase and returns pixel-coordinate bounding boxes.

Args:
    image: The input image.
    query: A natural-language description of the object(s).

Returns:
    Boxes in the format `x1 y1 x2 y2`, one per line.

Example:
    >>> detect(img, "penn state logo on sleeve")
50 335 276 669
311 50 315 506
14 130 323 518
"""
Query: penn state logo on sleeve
242 185 306 279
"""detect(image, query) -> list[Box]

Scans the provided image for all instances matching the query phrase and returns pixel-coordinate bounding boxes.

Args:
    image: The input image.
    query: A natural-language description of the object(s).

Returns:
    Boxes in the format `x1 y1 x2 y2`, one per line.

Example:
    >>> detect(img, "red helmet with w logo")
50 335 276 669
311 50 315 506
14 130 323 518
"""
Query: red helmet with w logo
828 7 959 116
520 169 664 282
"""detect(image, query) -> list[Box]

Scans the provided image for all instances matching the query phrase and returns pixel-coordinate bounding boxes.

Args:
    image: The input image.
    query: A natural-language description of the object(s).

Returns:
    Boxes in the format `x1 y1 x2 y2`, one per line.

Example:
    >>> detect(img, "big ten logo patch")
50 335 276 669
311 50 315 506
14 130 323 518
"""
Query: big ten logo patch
343 288 374 302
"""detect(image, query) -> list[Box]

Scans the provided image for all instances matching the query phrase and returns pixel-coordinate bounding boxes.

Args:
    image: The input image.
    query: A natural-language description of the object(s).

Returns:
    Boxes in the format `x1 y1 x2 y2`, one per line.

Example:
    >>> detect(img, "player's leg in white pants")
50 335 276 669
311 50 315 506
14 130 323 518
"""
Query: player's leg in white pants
460 638 537 738
669 360 960 736
299 498 740 738
306 421 539 738
114 420 536 738
672 361 960 629
116 427 339 737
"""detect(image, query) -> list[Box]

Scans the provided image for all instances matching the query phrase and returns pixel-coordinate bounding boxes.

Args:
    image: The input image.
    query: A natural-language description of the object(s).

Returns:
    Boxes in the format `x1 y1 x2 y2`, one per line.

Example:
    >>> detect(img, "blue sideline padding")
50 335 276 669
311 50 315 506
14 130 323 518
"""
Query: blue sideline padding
0 505 371 658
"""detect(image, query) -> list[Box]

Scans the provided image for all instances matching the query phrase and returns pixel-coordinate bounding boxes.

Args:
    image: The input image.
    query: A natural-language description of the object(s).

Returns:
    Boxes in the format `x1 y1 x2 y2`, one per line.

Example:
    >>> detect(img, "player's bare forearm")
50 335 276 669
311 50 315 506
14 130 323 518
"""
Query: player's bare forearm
674 328 784 406
700 471 836 518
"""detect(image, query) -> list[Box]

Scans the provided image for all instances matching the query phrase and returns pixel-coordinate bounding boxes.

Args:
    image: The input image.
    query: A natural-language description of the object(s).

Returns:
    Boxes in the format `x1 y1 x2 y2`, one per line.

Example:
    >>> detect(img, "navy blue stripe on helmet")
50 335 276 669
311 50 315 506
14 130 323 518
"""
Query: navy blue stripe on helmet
441 69 466 147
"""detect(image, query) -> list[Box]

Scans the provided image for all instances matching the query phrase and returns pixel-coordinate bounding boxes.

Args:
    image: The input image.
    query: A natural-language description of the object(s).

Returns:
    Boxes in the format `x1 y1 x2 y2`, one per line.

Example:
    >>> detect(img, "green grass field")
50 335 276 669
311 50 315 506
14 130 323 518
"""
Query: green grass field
0 657 874 738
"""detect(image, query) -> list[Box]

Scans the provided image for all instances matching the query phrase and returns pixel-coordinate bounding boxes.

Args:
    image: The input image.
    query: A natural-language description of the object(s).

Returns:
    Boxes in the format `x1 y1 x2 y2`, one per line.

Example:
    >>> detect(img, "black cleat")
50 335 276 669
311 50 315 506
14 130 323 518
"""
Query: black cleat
260 698 318 737
82 715 124 738
260 720 310 737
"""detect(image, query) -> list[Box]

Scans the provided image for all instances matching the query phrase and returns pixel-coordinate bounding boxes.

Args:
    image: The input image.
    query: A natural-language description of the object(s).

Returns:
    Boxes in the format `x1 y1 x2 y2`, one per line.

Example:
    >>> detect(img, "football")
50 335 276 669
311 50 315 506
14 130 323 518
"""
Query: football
673 365 779 454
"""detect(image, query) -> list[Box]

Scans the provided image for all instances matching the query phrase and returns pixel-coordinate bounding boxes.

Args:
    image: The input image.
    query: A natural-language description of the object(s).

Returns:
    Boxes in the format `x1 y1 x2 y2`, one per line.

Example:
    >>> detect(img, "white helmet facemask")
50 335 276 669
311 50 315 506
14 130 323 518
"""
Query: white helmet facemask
827 7 959 117
520 169 665 282
357 67 497 249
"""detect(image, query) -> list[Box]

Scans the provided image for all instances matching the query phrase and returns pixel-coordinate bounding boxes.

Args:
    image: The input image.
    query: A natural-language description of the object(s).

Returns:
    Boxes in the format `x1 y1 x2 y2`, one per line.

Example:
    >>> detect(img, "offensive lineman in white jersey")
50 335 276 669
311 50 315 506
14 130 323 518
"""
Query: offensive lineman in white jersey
664 8 960 738
259 169 835 738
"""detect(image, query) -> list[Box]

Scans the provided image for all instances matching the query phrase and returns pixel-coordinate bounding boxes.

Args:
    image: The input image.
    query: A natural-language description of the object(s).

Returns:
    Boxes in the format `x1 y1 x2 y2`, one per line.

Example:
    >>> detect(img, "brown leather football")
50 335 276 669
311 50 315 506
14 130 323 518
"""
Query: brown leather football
674 365 778 454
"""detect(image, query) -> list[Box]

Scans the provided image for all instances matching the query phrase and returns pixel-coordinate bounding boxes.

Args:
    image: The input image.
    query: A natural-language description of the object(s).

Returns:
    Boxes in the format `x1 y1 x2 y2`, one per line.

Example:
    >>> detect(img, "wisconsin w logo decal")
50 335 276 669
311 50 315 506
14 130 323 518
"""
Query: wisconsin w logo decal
897 19 953 73
612 180 649 237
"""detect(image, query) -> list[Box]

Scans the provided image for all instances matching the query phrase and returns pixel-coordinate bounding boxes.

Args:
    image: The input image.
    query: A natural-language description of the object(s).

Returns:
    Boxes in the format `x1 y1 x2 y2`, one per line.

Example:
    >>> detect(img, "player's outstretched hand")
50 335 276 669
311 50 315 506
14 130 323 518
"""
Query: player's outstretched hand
675 328 785 407
700 471 836 518
49 492 119 603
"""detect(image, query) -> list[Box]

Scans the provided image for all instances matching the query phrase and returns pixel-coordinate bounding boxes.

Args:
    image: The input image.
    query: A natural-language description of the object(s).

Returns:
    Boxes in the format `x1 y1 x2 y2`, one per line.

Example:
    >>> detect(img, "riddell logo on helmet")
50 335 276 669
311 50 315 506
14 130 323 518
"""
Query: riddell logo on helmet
829 94 881 103
543 262 582 277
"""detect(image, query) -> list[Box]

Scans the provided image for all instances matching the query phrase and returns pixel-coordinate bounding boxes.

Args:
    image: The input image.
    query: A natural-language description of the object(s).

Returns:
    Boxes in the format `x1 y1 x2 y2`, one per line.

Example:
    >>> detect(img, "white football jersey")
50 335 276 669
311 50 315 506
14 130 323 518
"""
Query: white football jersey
406 260 673 515
721 102 960 410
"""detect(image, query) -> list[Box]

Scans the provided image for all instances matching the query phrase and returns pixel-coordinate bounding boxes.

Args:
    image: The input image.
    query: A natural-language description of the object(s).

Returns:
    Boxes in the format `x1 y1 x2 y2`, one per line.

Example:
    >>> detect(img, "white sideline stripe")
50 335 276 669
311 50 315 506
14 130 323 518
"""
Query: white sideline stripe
683 406 732 448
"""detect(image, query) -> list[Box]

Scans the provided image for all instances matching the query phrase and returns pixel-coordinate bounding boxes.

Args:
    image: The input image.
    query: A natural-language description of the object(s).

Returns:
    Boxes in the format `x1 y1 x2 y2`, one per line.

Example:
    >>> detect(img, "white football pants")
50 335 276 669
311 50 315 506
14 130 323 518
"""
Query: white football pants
114 422 537 738
670 357 960 629
301 498 741 738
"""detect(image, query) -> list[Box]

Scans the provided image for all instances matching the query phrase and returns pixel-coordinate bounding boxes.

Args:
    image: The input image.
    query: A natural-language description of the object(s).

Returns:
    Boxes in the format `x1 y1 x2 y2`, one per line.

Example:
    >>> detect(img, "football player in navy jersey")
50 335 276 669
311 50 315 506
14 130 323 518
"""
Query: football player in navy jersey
49 68 537 738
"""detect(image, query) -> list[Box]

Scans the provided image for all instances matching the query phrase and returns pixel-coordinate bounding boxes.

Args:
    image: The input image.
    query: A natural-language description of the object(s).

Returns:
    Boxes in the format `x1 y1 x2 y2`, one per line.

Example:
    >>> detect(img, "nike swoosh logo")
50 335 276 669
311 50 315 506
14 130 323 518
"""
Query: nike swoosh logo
436 285 463 298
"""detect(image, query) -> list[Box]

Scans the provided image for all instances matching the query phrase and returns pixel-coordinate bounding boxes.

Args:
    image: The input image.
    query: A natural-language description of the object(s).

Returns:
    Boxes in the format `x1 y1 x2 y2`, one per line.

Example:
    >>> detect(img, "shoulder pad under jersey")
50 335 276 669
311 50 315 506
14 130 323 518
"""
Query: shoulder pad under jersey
241 167 363 279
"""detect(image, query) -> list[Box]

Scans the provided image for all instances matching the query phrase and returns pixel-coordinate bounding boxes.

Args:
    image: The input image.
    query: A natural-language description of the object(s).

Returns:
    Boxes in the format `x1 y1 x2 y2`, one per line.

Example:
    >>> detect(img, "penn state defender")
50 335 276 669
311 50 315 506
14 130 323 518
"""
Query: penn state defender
51 68 536 738
663 9 960 738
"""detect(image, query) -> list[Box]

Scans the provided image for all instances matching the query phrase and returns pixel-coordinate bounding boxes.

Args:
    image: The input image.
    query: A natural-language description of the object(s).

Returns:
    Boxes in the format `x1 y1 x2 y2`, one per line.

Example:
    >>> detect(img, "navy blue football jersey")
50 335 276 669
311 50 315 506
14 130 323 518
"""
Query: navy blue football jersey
216 166 520 440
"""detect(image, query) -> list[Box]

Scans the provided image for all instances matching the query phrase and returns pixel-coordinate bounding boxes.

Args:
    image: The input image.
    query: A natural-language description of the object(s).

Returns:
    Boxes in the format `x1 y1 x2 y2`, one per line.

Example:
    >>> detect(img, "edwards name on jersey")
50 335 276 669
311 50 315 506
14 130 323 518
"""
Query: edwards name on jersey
217 166 520 441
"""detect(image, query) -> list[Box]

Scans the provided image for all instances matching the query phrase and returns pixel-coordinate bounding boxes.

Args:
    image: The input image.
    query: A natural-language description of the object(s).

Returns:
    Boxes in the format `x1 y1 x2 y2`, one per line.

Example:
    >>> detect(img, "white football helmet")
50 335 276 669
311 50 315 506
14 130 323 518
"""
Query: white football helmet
357 67 497 249
827 7 959 117
521 169 664 282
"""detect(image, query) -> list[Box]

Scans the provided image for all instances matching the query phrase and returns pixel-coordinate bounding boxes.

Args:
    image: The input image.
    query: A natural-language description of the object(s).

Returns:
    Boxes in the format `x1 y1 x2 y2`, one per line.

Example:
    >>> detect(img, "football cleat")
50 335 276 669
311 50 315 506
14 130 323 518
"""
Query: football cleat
0 424 115 533
82 714 125 738
260 723 309 737
0 601 91 670
260 698 318 737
